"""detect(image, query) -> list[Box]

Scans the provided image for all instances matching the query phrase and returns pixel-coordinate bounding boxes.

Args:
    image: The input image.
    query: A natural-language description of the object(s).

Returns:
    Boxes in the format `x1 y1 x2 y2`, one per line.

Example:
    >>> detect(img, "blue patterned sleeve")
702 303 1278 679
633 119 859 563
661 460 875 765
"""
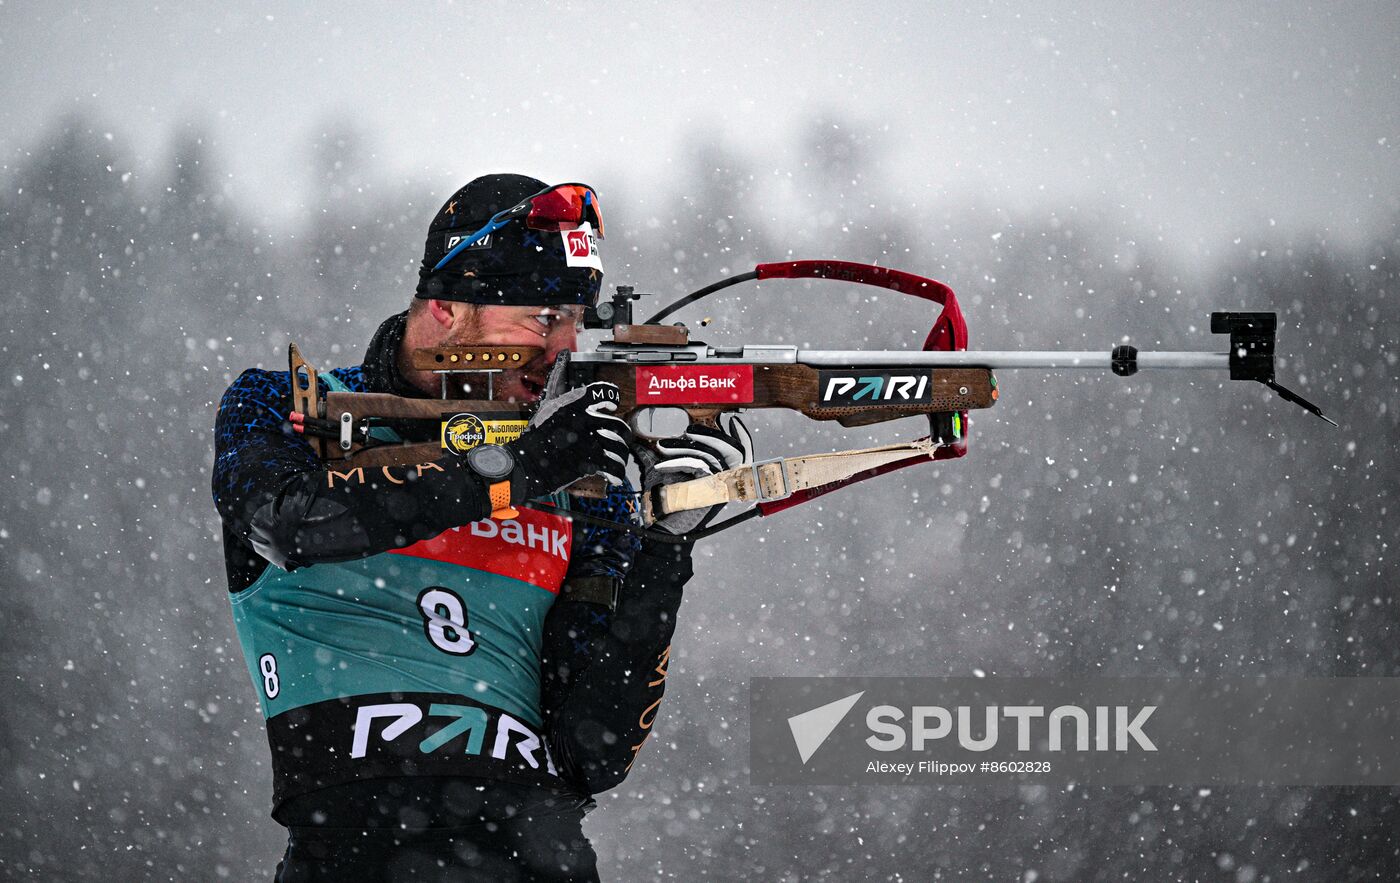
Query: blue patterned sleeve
564 484 642 580
212 369 323 534
211 368 493 574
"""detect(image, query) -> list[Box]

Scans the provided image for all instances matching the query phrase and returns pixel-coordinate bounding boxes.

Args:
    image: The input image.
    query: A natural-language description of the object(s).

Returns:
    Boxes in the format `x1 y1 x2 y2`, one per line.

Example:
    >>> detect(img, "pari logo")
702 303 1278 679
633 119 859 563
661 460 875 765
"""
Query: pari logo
444 232 491 252
786 693 1157 765
350 701 557 775
819 371 933 405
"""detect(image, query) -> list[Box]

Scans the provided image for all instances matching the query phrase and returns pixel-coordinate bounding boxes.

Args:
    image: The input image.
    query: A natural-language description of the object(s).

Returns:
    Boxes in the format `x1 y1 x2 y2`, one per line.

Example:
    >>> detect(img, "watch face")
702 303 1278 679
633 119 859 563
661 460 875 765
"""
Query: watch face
467 444 514 480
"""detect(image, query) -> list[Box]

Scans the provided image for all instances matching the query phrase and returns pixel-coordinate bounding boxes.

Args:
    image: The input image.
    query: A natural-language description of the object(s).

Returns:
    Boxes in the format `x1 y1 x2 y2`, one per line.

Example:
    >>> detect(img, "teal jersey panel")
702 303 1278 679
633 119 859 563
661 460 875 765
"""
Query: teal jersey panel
231 539 563 729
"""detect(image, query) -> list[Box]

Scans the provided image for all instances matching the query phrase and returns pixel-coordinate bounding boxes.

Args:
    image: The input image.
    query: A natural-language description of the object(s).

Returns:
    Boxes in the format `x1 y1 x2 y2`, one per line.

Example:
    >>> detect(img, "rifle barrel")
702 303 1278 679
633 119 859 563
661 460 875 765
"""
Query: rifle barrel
795 350 1229 370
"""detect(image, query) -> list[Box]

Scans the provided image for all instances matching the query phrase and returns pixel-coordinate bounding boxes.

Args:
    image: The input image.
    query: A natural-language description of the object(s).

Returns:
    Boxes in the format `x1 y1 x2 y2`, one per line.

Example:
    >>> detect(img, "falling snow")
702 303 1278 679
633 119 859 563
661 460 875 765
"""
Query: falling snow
2 10 1399 880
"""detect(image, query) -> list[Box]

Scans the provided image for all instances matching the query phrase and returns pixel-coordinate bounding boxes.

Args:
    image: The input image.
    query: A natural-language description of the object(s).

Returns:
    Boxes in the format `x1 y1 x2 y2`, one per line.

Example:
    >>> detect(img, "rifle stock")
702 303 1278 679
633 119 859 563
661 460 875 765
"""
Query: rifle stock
582 361 995 429
294 346 992 471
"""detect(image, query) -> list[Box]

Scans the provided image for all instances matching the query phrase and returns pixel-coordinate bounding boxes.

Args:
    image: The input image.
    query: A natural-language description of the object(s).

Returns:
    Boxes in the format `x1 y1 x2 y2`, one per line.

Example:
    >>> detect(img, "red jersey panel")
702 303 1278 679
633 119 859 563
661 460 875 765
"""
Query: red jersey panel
390 508 573 593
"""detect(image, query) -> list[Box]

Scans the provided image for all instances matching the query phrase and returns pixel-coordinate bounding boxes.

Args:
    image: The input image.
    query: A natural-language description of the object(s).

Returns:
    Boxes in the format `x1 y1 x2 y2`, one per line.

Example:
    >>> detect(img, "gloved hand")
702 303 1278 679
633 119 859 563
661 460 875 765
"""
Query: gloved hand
507 353 631 502
633 412 754 535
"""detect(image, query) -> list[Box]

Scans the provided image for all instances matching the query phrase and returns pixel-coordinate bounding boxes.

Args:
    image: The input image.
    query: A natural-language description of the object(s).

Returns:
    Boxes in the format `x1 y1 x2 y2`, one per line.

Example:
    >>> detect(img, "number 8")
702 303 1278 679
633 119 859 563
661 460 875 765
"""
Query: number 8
417 587 476 655
259 653 280 699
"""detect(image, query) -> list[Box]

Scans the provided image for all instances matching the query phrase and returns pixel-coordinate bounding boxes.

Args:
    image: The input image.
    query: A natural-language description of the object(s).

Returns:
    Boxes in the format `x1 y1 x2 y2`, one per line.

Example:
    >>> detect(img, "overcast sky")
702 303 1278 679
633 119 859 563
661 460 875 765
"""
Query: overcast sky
2 1 1396 249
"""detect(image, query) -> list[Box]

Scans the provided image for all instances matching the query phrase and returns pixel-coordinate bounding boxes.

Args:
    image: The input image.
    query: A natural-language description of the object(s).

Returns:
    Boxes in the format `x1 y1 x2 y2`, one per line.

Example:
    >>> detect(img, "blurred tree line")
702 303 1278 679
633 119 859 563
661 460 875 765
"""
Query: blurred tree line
0 114 1396 879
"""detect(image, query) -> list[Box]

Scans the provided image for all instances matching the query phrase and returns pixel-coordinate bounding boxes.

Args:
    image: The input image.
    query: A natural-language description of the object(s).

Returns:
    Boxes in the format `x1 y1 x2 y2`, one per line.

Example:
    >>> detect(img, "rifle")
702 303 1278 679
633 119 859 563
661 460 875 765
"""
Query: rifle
287 260 1332 539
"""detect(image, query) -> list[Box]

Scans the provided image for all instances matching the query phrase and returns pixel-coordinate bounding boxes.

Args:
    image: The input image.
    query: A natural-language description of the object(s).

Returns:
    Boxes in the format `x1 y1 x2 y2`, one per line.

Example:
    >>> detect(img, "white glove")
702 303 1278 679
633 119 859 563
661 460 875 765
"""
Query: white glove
634 413 754 535
512 353 631 496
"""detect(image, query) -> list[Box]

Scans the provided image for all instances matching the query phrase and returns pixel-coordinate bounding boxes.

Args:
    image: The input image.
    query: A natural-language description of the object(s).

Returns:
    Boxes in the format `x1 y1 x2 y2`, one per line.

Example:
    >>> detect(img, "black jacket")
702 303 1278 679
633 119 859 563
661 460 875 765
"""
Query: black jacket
212 312 692 817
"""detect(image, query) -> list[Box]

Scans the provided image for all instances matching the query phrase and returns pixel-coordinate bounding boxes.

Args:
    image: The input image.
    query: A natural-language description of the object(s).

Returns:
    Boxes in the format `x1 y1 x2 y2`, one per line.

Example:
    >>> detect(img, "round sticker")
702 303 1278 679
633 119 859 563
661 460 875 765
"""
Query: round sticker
444 413 487 455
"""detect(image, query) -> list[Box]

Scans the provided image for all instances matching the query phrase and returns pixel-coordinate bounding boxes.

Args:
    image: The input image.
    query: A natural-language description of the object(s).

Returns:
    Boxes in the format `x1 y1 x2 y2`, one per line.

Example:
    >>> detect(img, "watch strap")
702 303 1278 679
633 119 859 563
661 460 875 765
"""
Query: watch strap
488 480 518 520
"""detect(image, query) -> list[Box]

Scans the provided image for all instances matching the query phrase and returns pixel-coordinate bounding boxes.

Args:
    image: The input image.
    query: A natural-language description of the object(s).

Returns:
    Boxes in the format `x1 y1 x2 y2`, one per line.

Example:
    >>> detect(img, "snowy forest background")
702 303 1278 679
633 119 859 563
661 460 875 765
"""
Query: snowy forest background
0 110 1396 880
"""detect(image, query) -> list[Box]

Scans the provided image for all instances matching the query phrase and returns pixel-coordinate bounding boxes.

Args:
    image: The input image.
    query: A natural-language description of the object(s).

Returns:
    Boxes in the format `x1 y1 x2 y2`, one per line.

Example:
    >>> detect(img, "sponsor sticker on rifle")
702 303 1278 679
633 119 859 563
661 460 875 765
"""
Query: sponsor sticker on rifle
561 222 603 271
819 371 934 405
636 365 754 404
441 413 529 454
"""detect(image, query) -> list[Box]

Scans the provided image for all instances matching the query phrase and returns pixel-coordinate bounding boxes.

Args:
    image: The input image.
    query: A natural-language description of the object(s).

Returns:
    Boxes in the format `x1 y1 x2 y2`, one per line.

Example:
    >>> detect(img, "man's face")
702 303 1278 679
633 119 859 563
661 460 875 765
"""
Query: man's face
442 303 584 402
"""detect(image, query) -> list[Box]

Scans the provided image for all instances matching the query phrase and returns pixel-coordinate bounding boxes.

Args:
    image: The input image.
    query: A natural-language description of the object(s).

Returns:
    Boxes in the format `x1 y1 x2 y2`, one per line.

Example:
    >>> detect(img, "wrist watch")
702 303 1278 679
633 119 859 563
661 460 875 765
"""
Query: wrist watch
465 444 518 520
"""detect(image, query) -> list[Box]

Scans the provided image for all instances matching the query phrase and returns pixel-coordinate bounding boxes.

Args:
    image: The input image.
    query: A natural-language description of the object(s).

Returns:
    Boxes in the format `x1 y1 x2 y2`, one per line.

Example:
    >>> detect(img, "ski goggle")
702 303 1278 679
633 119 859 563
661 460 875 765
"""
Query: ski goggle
432 182 604 272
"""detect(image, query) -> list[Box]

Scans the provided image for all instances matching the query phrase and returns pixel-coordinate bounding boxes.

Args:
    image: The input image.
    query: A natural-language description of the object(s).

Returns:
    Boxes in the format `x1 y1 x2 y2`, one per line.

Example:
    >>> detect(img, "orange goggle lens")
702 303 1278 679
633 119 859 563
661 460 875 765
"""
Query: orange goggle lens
522 183 604 238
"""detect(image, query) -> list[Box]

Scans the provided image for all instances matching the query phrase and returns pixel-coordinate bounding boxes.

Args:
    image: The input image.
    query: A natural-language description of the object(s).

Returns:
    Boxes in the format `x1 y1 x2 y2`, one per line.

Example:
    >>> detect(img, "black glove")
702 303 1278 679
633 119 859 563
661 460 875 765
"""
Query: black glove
634 413 753 534
506 354 632 502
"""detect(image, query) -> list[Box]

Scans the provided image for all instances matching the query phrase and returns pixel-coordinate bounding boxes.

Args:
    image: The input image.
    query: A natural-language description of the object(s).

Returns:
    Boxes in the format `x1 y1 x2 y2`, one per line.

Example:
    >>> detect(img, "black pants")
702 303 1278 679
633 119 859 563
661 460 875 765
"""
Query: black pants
274 780 599 882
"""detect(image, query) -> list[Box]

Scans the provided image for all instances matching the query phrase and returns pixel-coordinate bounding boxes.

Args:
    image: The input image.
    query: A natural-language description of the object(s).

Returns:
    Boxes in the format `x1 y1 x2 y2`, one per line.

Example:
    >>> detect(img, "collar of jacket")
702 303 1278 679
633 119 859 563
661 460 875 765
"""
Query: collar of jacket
362 310 425 398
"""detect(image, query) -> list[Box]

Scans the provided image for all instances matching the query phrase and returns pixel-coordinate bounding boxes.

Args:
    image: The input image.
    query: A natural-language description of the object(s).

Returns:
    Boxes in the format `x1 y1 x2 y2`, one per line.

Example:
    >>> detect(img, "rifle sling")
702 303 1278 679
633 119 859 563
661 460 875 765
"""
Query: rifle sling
656 440 938 515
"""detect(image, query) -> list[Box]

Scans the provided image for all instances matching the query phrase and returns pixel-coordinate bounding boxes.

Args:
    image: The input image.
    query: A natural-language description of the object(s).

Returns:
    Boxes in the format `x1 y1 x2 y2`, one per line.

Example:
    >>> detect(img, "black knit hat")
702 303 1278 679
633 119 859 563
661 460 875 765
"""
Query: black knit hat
414 173 603 307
